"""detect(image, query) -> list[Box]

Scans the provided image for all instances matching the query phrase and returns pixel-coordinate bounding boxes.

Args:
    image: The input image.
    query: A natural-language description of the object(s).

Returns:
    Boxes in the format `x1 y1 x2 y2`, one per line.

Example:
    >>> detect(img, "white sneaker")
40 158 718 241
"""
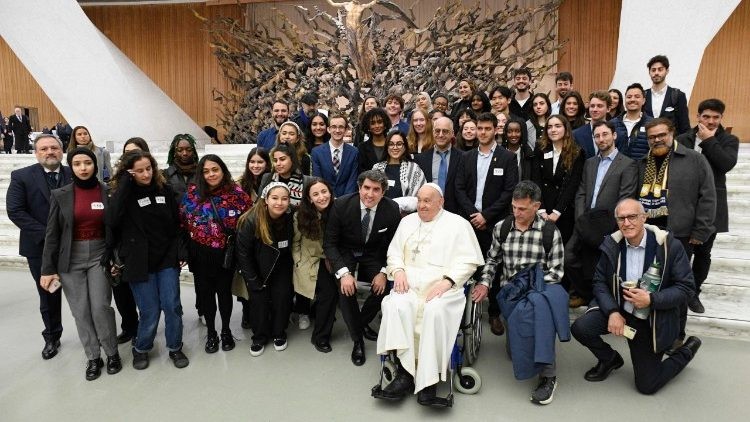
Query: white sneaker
298 314 311 330
273 338 288 351
250 342 265 357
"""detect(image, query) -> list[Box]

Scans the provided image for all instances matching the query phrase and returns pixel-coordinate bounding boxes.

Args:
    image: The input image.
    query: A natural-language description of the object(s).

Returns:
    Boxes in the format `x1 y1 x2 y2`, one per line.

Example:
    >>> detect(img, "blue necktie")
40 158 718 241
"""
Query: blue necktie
437 151 448 192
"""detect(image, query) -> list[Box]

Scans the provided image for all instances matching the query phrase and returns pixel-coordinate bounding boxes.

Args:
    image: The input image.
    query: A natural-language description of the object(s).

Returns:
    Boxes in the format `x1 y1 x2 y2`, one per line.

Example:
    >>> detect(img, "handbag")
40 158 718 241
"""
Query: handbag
210 198 236 270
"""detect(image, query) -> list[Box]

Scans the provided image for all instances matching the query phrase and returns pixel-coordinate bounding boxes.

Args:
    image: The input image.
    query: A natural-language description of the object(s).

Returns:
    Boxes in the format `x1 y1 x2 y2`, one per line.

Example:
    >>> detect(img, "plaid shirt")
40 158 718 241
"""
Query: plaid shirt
480 216 564 288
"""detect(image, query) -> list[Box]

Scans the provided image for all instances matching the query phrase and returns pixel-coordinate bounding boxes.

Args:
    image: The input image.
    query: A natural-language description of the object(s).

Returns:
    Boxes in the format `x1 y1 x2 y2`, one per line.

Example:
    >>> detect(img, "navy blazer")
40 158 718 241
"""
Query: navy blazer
643 86 690 135
311 142 359 197
454 145 519 228
572 123 597 159
413 147 464 214
323 193 400 283
6 163 73 258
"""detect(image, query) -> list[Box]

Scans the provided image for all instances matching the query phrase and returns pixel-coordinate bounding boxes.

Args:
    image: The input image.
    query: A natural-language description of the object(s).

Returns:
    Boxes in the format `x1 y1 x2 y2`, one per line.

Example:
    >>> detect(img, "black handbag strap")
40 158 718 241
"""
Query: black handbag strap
209 197 232 235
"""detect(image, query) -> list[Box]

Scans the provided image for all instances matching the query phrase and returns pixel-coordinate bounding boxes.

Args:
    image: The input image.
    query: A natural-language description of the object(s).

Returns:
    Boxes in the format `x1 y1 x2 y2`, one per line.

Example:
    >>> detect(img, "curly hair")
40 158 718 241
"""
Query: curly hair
296 177 333 241
110 150 166 193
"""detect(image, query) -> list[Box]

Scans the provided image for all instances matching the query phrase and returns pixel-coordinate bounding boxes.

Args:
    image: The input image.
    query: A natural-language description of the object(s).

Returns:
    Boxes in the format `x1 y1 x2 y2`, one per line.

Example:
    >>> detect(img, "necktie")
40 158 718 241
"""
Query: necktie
437 151 448 192
361 208 371 242
46 172 58 190
333 148 340 175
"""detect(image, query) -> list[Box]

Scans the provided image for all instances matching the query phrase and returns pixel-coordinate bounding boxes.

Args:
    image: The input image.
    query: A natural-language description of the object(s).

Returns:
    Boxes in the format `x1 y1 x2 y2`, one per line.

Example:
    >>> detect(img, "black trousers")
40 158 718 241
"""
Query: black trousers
293 293 312 315
571 309 694 394
3 137 13 153
675 237 696 340
112 282 139 336
248 268 293 343
27 257 63 342
690 232 716 294
193 264 234 334
312 261 337 344
338 278 390 342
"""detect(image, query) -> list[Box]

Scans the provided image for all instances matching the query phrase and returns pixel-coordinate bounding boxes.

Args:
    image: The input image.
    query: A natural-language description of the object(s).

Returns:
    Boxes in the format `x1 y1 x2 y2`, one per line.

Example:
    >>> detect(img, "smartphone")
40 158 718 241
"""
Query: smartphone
48 279 61 293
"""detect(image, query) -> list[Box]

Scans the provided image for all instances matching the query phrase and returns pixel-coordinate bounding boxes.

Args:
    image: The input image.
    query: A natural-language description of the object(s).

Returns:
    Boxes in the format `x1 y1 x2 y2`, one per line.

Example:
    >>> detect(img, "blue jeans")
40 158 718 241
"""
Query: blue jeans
129 267 183 352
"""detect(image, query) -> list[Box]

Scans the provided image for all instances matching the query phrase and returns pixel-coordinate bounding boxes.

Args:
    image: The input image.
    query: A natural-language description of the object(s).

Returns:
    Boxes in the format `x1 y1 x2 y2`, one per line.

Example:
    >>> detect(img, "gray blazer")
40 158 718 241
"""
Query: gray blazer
638 145 716 242
575 151 638 219
41 182 109 275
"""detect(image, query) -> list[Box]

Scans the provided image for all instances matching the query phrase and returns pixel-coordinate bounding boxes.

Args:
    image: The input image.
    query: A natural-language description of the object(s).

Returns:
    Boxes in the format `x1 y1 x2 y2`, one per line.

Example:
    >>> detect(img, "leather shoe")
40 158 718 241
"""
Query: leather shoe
489 316 505 336
314 340 332 353
42 340 60 360
106 353 122 375
688 296 705 314
363 325 378 341
351 340 366 366
682 336 702 359
116 332 134 345
85 357 104 381
584 351 624 382
383 367 414 398
417 384 438 406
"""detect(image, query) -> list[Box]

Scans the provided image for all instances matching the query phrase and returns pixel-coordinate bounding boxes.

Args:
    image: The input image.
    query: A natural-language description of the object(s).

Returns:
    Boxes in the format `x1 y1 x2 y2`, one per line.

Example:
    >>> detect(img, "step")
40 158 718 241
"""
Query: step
714 232 750 250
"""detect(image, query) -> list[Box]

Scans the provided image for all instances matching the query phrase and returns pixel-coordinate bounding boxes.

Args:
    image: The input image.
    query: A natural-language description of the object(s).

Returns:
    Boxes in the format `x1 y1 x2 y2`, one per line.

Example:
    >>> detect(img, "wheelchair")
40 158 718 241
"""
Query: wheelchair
371 283 484 407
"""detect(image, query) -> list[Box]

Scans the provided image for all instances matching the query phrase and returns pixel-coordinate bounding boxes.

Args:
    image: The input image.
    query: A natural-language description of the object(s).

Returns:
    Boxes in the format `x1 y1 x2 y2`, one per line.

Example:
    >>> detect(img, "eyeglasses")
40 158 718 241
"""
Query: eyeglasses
646 132 669 142
433 128 452 135
388 142 405 148
616 214 644 224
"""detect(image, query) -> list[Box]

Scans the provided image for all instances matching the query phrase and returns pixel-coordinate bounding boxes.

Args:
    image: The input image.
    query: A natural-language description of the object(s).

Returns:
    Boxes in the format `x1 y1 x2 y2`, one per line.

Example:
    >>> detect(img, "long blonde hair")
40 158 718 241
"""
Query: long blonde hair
406 109 434 152
237 185 289 245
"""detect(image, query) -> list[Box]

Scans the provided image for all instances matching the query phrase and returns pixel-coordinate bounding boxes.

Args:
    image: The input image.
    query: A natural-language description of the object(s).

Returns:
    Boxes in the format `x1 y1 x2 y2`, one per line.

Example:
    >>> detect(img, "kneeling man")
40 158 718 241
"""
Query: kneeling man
571 198 701 394
376 183 484 405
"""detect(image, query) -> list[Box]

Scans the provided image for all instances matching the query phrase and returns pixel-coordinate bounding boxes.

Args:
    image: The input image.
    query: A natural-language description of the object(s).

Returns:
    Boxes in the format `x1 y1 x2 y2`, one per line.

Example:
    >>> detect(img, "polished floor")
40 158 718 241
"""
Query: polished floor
0 269 747 422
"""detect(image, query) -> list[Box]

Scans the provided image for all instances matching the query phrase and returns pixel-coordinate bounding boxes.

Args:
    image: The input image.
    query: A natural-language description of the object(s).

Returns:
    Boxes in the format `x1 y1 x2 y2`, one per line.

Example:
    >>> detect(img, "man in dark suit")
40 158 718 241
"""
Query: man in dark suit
413 116 463 214
643 55 691 136
323 169 401 366
573 91 611 159
6 134 73 359
7 106 32 153
311 114 359 197
676 98 738 314
567 121 638 306
455 112 518 335
509 68 534 121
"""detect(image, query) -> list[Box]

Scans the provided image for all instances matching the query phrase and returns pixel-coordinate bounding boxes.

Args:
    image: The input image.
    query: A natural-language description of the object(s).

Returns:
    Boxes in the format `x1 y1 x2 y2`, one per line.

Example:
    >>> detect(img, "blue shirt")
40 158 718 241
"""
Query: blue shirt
591 148 618 208
257 127 278 150
624 230 647 314
474 145 495 211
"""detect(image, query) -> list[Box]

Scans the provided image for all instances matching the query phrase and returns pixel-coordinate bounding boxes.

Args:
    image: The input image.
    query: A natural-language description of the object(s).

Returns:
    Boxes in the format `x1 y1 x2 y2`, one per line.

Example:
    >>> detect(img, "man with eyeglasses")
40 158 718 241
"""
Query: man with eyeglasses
638 118 715 352
571 198 701 394
311 114 359 196
413 116 464 213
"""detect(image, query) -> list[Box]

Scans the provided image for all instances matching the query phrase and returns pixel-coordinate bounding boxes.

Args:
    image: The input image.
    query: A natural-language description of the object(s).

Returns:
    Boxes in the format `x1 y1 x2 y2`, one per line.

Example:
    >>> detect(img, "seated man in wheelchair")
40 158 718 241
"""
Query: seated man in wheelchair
375 183 484 406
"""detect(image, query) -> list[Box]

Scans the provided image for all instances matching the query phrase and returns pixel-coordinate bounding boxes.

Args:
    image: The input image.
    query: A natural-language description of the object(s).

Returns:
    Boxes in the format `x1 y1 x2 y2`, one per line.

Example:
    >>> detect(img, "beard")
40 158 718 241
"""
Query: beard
651 144 671 157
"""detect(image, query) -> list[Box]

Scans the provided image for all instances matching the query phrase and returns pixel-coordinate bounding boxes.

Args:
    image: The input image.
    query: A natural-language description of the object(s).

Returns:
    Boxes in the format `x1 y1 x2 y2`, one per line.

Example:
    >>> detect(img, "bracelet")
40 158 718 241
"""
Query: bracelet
443 275 456 287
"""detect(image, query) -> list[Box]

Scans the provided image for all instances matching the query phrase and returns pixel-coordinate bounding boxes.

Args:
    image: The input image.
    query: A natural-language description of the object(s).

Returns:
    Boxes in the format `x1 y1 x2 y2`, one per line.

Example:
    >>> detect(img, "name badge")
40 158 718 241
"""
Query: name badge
388 179 396 187
665 106 675 112
640 126 645 132
155 196 166 204
229 210 236 217
278 240 289 248
91 202 104 210
137 197 151 207
493 168 504 176
544 151 554 159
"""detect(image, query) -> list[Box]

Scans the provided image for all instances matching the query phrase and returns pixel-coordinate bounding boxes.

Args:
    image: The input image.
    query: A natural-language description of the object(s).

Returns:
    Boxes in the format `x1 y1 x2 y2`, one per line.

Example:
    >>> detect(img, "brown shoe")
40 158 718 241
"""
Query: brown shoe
569 296 587 308
489 316 505 336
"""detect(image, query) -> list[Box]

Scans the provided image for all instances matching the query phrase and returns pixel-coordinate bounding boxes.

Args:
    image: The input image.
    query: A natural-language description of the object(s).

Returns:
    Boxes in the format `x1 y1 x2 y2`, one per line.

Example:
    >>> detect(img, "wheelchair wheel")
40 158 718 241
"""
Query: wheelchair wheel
453 367 481 395
470 299 483 361
382 360 398 387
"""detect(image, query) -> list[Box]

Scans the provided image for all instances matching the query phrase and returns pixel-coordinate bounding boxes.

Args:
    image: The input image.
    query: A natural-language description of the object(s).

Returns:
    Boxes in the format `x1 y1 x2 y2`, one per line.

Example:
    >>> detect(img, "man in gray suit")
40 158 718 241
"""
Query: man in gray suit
566 121 638 307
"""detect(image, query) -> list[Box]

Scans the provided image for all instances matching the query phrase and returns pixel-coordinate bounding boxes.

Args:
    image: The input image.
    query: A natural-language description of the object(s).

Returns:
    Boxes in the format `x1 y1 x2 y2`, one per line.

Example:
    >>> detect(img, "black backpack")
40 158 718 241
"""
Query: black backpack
496 216 556 256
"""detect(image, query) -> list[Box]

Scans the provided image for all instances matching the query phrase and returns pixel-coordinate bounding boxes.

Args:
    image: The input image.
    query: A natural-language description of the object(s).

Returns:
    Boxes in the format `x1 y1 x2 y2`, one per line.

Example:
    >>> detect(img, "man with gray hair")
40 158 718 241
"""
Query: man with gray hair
373 183 484 406
6 134 73 359
324 170 401 366
473 180 566 405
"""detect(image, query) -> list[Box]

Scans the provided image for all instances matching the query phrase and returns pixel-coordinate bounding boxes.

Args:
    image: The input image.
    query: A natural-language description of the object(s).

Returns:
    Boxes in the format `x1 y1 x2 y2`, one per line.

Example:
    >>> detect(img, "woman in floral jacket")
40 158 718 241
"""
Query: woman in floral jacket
180 154 251 354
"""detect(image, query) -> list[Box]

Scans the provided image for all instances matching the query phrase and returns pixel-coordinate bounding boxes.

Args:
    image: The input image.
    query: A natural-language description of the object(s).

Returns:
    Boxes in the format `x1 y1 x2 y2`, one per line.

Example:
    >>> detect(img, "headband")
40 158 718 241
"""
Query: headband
261 182 290 200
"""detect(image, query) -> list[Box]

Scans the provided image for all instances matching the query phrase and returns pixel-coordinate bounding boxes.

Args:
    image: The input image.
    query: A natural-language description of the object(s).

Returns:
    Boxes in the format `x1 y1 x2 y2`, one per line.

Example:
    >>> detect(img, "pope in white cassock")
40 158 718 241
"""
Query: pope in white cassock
376 183 484 406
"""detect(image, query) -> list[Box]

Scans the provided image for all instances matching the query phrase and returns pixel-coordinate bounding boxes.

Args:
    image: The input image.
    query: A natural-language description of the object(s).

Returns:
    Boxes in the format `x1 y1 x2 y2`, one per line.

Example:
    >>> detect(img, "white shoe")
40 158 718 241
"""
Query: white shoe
273 338 288 351
250 342 265 357
298 314 311 330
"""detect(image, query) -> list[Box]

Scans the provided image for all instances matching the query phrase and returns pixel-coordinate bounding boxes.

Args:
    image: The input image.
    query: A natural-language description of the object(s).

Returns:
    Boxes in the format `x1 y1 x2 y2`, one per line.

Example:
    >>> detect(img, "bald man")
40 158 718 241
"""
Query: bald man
413 117 464 214
374 183 484 406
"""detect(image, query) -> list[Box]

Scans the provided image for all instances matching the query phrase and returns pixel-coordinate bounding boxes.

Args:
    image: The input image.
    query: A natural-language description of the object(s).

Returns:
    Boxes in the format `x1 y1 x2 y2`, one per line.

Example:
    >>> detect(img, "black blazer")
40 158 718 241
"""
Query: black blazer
575 151 638 220
7 114 31 141
42 183 109 275
236 212 294 291
532 145 585 217
323 193 400 283
643 86 690 135
676 125 738 233
358 140 384 174
6 163 73 258
106 176 182 283
454 145 519 228
413 147 464 214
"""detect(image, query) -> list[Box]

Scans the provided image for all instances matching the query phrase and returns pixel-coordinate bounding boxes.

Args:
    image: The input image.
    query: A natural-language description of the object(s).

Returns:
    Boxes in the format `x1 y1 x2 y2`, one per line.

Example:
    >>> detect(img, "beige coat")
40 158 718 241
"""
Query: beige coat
292 213 325 299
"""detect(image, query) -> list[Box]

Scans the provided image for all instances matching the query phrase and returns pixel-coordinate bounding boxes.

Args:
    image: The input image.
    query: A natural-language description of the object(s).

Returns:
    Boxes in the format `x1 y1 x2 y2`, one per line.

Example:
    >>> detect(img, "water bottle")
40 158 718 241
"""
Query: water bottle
633 260 662 320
